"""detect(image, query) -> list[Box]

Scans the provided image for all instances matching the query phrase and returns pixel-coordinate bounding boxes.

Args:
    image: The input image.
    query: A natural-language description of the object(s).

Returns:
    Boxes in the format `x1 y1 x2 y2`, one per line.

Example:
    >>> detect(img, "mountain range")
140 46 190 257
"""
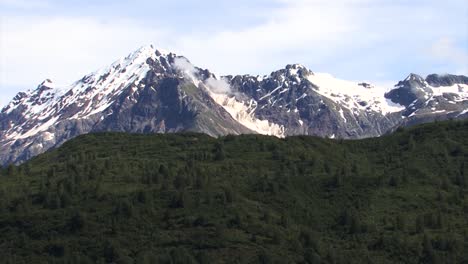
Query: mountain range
1 45 467 165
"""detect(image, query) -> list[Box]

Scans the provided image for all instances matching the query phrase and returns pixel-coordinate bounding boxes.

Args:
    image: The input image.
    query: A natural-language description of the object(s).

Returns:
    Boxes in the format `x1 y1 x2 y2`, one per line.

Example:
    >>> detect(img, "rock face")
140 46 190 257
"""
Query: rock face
425 74 468 87
1 45 467 165
225 64 403 139
385 73 468 128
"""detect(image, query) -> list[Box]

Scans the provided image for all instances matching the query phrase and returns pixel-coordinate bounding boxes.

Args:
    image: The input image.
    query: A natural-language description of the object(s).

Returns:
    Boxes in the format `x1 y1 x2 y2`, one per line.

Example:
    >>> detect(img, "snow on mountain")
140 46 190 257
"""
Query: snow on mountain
1 44 467 165
204 86 286 137
67 45 161 119
306 72 406 115
428 83 468 101
2 45 165 142
172 58 287 137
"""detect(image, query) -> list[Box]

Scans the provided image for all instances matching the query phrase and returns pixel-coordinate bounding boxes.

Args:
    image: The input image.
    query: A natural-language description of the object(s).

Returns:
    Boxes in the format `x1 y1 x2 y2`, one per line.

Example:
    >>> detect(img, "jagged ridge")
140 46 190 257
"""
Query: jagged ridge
1 45 467 165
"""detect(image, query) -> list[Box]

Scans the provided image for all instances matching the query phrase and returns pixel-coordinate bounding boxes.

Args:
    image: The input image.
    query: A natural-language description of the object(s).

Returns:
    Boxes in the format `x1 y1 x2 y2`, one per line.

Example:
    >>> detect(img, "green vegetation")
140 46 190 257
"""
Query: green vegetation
0 120 467 263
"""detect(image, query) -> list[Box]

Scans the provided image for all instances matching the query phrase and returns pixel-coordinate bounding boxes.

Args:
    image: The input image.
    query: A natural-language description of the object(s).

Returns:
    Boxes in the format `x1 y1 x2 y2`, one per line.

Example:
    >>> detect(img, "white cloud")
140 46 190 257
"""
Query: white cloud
172 57 233 94
173 0 365 75
172 57 197 80
205 77 232 94
171 0 466 78
0 0 466 107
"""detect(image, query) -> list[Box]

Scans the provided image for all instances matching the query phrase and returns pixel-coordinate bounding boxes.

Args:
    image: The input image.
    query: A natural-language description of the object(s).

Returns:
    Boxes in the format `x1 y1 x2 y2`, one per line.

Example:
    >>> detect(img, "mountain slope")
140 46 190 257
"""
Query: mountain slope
0 46 252 165
1 120 467 263
1 45 467 165
386 73 468 128
225 64 405 138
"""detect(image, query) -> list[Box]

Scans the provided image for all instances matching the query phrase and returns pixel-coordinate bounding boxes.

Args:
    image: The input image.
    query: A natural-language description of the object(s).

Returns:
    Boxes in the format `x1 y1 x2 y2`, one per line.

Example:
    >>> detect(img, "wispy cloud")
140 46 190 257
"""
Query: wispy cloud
172 57 232 94
173 0 467 78
173 0 365 75
0 0 467 106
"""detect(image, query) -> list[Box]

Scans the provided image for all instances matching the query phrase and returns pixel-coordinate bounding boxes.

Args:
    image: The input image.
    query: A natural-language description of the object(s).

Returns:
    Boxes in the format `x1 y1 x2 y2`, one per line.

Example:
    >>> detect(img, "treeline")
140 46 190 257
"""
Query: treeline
0 120 467 263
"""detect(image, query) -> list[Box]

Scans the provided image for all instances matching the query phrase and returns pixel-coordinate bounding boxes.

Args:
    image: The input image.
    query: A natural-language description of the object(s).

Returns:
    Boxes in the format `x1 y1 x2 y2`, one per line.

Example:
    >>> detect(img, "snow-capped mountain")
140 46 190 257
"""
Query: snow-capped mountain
1 45 467 165
224 65 467 138
386 73 468 125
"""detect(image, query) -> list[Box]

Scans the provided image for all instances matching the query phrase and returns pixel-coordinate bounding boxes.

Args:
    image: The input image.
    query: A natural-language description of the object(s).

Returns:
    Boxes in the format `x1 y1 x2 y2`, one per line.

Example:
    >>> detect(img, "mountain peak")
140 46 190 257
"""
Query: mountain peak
268 64 314 80
425 73 468 87
285 63 306 69
39 79 55 89
124 44 172 65
126 45 157 61
285 64 313 75
404 73 425 83
1 45 467 166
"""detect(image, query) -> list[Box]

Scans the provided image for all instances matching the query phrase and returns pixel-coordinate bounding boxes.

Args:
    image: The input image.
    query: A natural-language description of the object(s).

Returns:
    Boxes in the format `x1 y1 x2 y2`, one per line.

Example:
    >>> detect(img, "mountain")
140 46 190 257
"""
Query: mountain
1 121 467 263
1 45 467 165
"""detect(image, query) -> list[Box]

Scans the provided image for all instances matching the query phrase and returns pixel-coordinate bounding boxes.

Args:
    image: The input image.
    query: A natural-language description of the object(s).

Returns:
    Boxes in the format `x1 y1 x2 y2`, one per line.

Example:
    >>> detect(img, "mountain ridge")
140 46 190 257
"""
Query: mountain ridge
1 44 467 165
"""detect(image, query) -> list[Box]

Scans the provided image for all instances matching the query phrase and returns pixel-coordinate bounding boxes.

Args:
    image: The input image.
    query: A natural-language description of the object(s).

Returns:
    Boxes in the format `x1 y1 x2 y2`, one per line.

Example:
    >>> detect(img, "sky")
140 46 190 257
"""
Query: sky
1 0 467 107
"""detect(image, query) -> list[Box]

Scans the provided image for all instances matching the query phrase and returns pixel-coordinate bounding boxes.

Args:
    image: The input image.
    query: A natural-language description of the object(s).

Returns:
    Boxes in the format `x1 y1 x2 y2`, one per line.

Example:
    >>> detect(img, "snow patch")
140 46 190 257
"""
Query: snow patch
338 108 347 123
42 131 55 141
173 57 201 86
203 82 285 137
430 84 468 102
13 116 60 140
3 45 159 140
259 86 282 101
208 92 285 137
307 73 406 114
457 109 468 116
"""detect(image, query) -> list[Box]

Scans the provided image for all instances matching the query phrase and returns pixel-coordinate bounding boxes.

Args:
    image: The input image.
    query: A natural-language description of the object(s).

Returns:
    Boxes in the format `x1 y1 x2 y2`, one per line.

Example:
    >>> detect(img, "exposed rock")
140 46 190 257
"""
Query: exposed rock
1 46 467 165
426 74 468 87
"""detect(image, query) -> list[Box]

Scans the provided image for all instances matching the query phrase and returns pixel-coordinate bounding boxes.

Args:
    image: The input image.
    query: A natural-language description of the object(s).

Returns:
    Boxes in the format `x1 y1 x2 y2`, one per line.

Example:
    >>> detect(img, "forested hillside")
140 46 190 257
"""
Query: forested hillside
0 121 467 263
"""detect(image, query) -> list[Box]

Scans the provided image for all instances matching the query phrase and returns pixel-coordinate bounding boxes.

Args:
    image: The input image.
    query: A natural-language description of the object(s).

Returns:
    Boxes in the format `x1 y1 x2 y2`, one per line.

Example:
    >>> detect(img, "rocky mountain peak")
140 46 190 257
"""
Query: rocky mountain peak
131 44 169 59
404 73 425 82
40 79 55 89
398 73 427 88
386 73 433 106
425 74 468 87
1 45 467 166
285 64 314 78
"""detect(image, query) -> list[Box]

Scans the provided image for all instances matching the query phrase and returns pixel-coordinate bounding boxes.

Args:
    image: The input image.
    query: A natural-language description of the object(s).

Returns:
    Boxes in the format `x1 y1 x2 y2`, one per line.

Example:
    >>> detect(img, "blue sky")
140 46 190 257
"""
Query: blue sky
1 0 467 107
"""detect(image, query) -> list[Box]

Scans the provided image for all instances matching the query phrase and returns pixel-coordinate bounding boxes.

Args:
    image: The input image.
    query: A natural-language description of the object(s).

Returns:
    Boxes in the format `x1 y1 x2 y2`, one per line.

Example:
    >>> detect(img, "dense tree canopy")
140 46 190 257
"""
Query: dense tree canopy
0 120 467 263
